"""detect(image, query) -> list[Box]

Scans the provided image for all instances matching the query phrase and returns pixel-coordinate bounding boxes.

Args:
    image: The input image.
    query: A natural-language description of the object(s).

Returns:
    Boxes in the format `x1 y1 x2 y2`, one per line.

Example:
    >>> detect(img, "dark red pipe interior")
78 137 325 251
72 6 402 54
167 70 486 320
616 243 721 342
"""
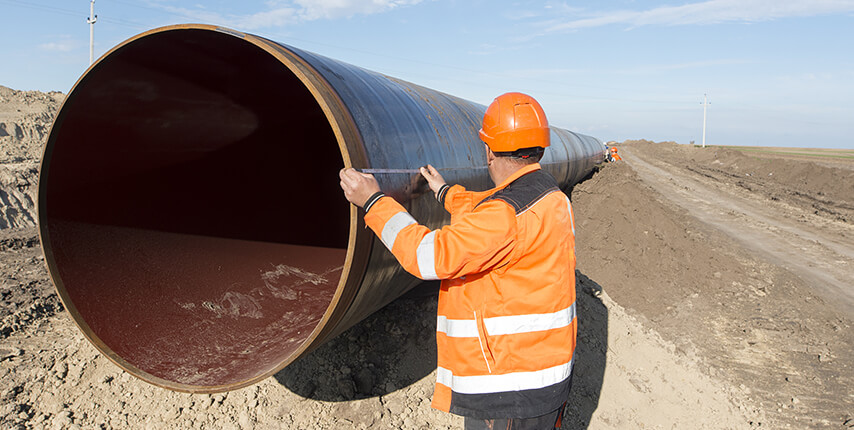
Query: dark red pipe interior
42 29 350 389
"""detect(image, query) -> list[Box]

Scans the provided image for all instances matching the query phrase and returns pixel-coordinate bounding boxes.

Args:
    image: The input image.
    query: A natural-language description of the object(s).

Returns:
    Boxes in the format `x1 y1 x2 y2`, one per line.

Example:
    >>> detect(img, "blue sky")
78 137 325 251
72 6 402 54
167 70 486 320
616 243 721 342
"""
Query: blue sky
1 0 852 148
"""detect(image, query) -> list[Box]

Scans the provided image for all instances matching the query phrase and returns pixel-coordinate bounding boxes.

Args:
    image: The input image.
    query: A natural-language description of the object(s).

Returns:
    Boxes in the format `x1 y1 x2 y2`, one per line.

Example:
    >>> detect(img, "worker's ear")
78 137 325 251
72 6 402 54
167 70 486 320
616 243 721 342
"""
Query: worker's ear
485 144 495 165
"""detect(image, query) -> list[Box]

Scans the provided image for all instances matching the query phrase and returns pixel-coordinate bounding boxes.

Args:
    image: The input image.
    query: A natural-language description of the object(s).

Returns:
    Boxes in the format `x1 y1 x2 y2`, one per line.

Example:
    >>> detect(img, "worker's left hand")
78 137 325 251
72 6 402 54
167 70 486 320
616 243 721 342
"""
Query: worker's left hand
339 168 381 208
419 165 446 199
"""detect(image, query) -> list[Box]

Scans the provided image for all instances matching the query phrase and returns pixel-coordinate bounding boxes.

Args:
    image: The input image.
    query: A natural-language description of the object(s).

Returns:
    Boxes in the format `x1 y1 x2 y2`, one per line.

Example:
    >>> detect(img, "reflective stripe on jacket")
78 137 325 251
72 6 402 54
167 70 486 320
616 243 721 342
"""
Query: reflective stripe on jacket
364 163 577 419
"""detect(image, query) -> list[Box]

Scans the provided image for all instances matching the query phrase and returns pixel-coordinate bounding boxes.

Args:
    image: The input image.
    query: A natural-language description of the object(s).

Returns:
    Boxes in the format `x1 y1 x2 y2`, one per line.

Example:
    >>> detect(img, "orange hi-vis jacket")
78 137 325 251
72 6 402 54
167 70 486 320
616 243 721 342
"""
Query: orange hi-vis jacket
364 163 577 419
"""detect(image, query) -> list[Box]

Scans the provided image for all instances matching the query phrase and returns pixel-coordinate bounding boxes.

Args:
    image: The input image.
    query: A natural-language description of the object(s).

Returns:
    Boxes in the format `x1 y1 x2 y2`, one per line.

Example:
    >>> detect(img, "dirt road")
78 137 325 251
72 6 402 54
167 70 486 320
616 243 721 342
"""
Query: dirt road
621 146 854 315
573 142 854 429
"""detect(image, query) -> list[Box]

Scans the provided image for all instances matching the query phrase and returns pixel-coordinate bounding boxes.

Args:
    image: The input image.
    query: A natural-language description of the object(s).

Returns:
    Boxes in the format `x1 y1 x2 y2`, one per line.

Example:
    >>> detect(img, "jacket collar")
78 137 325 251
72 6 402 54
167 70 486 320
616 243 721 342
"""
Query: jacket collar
495 163 542 189
469 163 543 208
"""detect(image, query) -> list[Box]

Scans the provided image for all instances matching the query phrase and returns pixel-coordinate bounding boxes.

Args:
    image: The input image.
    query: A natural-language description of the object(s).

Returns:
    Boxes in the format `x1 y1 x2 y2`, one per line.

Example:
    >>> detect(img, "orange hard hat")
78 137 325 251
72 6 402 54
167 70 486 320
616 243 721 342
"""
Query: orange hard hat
478 92 550 153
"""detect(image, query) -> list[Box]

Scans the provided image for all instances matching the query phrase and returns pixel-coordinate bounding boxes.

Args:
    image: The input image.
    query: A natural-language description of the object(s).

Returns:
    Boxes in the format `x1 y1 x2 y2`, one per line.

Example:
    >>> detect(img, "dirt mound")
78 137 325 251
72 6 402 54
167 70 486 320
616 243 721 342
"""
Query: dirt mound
0 85 63 164
0 86 62 230
0 164 39 230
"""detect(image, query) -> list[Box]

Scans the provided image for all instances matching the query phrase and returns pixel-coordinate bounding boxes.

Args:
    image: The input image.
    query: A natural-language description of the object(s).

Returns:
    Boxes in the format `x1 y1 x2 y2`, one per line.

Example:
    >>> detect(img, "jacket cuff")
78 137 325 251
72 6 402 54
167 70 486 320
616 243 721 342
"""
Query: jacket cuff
363 191 385 213
437 184 451 205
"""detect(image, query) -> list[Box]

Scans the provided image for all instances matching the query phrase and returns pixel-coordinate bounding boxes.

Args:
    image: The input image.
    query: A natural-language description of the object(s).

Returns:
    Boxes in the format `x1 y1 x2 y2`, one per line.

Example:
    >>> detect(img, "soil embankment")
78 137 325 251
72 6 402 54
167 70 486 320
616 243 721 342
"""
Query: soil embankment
574 141 853 428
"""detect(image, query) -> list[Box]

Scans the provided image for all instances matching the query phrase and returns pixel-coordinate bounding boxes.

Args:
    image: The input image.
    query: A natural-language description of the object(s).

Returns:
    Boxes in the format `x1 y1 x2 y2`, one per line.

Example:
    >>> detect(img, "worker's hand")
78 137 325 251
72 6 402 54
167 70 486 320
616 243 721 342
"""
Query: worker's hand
419 165 446 199
339 168 381 208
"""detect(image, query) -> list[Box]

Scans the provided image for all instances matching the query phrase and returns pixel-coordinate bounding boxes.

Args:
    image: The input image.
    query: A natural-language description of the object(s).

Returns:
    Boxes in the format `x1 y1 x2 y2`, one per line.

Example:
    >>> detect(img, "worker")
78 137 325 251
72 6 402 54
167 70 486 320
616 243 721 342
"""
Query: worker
339 92 576 430
609 146 622 161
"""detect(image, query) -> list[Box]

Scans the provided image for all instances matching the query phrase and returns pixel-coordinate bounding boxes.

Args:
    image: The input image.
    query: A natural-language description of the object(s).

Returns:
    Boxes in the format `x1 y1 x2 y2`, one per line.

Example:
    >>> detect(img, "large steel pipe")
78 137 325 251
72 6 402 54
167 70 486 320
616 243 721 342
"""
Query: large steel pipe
38 24 605 393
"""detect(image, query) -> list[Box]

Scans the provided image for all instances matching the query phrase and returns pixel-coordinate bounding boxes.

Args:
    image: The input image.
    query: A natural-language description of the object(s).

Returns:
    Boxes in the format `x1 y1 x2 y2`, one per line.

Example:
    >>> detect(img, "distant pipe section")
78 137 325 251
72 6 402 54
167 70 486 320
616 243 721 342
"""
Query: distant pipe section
38 24 605 393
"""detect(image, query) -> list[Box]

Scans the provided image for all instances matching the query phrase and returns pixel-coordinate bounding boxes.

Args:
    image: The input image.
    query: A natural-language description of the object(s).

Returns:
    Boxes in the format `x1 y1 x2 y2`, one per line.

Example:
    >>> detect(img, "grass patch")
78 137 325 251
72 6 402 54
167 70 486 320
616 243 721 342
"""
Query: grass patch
708 145 854 160
734 149 854 160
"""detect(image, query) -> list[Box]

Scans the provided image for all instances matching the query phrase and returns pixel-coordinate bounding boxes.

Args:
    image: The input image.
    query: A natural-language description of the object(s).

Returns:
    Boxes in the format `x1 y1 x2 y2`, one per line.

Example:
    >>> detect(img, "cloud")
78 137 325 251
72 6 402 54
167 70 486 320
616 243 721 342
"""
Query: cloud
39 36 77 52
292 0 424 20
235 7 300 28
153 0 424 30
502 67 587 79
544 0 854 33
615 58 754 74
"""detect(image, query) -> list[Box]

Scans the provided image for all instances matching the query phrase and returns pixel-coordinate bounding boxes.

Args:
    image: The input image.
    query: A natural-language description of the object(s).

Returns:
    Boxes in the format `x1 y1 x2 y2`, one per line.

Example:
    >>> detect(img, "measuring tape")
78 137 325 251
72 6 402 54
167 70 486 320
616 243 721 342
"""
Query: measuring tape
358 168 423 174
358 166 488 175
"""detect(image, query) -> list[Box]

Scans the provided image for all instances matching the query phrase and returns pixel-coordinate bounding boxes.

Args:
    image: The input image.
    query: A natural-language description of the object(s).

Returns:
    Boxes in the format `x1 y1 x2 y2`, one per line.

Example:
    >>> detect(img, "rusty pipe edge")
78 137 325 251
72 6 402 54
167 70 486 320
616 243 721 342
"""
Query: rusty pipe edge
37 24 605 393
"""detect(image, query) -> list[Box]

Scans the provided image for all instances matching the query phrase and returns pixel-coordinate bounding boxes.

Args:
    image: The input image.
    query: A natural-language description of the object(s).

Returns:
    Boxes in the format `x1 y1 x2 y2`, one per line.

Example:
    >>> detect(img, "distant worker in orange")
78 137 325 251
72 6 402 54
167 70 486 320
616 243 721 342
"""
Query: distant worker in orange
339 92 577 429
606 145 621 162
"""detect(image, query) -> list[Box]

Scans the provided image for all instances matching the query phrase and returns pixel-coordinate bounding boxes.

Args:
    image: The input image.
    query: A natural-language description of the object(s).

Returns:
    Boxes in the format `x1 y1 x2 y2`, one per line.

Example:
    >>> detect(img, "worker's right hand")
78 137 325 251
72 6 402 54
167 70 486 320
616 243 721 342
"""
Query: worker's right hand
339 168 381 208
419 165 446 199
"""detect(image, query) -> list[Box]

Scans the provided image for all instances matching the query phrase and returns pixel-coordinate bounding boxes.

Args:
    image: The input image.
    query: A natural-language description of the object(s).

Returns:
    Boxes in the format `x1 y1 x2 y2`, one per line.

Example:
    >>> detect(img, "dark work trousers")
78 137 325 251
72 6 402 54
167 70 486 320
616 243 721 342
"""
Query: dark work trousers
463 402 566 430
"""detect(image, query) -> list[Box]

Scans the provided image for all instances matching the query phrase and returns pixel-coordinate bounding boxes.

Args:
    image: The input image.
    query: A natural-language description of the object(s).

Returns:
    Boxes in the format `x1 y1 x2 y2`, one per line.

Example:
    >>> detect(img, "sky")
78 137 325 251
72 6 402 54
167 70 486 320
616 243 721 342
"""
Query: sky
1 0 852 148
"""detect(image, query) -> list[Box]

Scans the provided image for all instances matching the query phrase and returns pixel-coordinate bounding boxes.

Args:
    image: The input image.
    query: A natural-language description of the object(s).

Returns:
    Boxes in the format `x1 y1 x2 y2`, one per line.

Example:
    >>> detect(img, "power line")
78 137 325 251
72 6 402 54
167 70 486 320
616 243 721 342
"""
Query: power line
0 0 147 29
0 0 80 17
110 0 197 19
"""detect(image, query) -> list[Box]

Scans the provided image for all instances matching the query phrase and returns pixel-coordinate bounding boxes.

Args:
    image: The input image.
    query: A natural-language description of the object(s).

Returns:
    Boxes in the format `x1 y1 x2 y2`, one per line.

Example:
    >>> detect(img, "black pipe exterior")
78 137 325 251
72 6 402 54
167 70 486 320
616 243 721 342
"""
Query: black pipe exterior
38 24 605 393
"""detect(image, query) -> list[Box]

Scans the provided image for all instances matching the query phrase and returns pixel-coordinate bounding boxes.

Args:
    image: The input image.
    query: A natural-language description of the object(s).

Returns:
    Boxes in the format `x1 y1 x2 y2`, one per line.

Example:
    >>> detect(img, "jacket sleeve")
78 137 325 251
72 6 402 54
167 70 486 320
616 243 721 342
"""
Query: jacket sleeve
442 184 473 215
364 195 516 280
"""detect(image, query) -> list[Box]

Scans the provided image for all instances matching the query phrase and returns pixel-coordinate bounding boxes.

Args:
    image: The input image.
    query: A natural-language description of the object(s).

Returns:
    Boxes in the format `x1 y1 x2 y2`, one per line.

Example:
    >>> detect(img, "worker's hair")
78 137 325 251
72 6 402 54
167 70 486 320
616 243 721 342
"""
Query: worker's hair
494 147 545 165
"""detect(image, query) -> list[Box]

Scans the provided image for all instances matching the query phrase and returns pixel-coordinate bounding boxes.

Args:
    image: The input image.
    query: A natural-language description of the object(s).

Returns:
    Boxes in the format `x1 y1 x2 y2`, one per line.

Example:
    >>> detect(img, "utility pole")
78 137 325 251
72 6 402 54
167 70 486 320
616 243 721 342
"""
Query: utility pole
87 0 97 65
701 93 710 148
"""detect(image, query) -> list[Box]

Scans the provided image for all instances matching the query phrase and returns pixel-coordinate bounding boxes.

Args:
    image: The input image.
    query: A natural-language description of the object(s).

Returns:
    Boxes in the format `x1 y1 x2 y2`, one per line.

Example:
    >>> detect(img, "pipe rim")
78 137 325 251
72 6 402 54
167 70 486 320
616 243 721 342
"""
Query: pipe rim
37 23 373 393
